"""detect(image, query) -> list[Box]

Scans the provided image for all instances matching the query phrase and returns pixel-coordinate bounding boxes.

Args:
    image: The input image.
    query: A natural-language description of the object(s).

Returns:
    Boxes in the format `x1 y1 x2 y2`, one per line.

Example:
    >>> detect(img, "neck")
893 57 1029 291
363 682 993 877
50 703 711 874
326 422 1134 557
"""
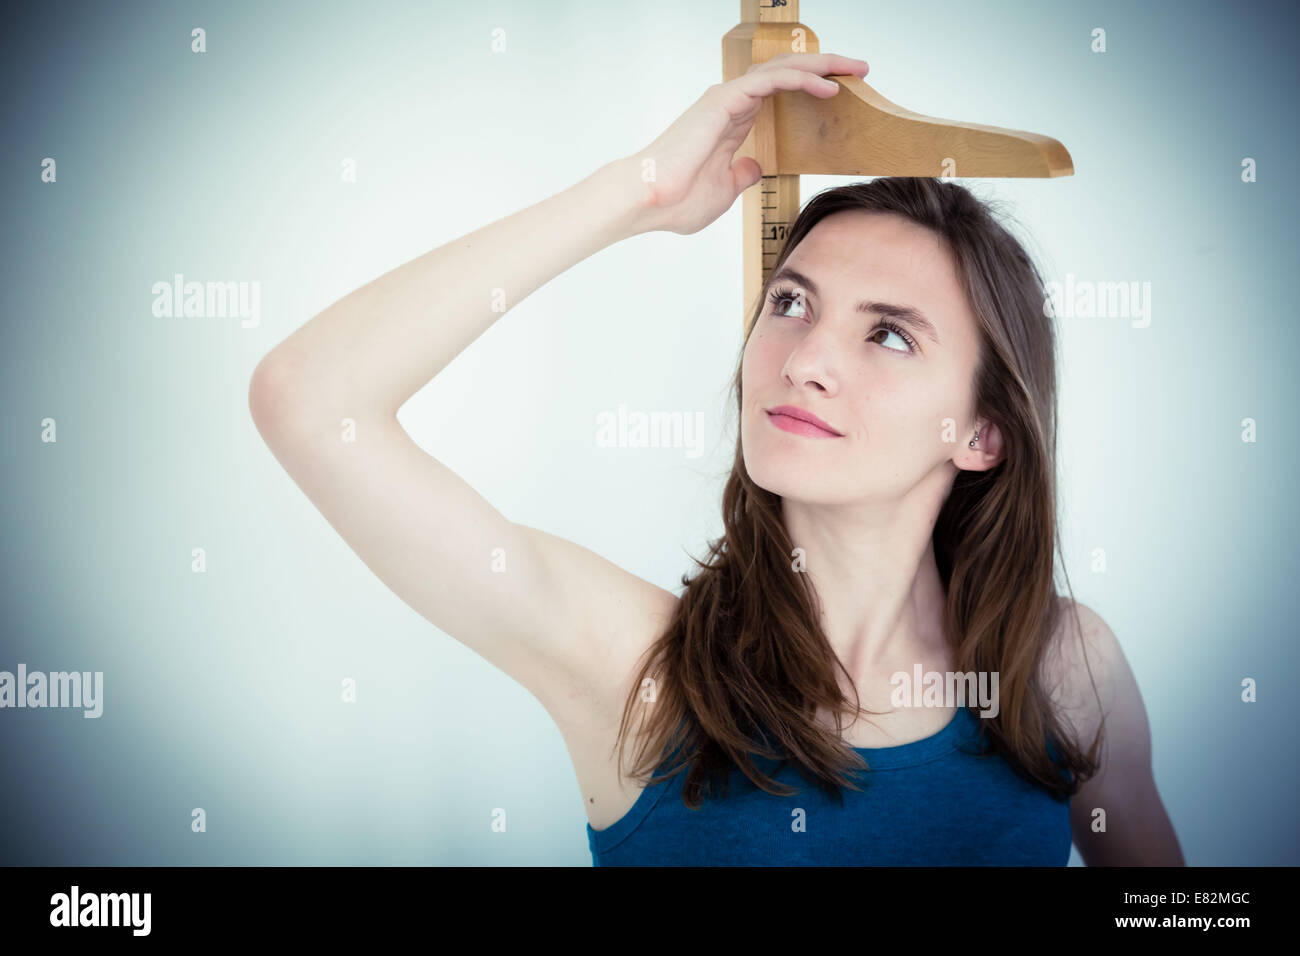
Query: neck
779 476 954 694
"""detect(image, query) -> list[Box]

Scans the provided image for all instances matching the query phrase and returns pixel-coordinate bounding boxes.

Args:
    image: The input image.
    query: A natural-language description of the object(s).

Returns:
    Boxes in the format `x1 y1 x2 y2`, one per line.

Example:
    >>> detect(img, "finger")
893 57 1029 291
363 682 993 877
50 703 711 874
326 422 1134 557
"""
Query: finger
737 66 844 101
730 155 762 194
750 52 869 77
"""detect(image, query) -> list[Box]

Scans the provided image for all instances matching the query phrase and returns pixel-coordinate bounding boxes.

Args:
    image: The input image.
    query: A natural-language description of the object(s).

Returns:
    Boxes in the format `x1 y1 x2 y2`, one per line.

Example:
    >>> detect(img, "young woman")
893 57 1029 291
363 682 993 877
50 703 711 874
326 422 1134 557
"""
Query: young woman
249 52 1183 866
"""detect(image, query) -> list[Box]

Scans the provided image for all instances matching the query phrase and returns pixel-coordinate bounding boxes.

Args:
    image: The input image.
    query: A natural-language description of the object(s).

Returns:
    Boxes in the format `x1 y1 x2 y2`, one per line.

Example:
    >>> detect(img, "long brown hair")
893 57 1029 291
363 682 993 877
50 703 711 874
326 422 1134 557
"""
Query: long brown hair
614 177 1102 809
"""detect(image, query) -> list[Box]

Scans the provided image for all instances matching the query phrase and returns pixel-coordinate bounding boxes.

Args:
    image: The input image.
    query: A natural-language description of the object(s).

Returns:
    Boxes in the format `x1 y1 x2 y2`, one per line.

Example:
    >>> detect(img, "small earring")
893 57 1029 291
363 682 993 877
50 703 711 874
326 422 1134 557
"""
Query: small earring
969 429 980 448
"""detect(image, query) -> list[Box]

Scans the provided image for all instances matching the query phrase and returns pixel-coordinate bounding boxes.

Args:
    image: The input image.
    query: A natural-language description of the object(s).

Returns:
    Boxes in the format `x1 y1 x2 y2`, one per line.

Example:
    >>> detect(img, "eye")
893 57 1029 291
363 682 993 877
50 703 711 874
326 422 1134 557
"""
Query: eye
767 283 920 355
767 285 807 319
869 320 919 354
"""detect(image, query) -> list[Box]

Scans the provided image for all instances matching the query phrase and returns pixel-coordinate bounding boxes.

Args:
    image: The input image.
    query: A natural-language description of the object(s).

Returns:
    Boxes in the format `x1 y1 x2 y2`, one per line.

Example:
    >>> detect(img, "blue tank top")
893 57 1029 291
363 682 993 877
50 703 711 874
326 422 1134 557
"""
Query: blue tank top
586 706 1072 865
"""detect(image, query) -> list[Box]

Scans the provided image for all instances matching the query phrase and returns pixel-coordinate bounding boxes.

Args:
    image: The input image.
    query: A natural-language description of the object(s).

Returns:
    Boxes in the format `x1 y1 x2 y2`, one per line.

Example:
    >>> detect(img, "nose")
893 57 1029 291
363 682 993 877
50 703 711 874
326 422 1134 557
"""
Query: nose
780 323 840 395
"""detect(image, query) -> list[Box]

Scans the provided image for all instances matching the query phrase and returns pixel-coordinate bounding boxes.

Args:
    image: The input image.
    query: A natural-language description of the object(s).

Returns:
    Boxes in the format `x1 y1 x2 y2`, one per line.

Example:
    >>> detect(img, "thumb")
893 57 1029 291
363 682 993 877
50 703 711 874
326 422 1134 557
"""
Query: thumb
730 156 762 194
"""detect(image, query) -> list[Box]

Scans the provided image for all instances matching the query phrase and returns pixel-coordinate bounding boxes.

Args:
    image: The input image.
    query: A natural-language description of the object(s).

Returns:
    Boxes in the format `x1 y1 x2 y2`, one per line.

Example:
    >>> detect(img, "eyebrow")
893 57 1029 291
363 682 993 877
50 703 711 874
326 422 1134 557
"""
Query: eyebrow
769 267 942 346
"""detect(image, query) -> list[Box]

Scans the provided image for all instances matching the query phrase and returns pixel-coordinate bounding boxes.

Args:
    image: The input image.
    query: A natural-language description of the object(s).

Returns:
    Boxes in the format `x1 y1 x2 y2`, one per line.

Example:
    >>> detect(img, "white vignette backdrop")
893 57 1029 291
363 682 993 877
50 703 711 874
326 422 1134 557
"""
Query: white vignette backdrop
2 0 1297 865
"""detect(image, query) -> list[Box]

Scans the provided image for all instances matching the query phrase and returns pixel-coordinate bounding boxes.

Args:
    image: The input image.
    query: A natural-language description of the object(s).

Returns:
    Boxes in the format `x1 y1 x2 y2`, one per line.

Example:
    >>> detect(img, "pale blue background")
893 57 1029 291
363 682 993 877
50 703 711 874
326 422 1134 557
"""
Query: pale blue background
2 0 1296 865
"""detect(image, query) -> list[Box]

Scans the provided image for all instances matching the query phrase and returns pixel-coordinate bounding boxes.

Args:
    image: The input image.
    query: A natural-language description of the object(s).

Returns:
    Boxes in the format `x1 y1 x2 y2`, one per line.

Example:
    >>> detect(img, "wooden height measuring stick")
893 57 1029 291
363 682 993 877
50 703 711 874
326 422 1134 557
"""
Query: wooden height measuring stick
723 0 1074 336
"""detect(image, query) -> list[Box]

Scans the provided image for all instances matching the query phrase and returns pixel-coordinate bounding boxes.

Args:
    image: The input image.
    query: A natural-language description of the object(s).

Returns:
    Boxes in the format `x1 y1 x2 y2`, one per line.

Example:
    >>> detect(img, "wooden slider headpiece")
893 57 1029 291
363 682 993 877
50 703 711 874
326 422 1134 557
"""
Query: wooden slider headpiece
724 0 1074 334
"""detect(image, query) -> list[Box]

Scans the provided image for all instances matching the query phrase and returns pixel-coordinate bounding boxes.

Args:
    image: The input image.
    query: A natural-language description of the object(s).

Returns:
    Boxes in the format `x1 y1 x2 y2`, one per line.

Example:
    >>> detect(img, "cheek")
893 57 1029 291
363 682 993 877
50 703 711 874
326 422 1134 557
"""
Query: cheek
890 390 960 452
742 334 770 385
746 332 784 375
849 374 949 443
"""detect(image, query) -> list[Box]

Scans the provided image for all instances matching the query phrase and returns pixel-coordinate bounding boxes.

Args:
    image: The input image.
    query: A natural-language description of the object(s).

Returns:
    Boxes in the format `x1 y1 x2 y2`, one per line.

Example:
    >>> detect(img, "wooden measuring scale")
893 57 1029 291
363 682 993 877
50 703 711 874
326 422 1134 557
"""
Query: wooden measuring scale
724 0 1074 335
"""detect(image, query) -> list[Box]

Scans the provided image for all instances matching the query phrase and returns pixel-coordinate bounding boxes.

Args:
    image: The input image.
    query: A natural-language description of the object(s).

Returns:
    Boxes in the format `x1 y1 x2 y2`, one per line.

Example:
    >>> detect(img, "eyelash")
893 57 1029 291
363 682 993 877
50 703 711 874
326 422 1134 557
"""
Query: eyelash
766 284 920 354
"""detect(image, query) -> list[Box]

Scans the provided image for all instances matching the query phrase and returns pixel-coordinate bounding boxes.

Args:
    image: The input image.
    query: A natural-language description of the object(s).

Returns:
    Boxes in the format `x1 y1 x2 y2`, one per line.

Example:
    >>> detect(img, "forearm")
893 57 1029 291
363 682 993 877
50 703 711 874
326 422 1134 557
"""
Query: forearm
254 157 649 421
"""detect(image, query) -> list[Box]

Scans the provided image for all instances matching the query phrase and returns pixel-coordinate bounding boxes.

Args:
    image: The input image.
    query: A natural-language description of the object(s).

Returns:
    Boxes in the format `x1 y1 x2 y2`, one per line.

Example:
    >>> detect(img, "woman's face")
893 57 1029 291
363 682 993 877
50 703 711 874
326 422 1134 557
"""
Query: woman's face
741 209 984 506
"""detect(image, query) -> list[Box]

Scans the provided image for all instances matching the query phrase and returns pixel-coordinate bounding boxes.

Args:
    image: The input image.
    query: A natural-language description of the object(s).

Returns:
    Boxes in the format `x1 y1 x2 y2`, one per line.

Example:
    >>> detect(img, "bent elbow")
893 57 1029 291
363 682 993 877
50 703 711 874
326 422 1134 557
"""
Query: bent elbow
248 354 307 441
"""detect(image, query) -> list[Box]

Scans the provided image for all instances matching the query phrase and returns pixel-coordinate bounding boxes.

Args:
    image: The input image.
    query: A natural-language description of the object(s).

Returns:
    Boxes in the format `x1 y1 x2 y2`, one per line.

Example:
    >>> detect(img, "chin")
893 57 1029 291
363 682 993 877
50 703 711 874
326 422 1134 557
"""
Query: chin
742 438 827 501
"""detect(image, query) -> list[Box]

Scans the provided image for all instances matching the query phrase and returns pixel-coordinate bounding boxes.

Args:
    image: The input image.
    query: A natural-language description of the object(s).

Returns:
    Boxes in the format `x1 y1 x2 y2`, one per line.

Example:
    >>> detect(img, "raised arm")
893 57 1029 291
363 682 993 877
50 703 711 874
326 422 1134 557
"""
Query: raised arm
247 158 661 718
253 159 646 420
247 53 871 725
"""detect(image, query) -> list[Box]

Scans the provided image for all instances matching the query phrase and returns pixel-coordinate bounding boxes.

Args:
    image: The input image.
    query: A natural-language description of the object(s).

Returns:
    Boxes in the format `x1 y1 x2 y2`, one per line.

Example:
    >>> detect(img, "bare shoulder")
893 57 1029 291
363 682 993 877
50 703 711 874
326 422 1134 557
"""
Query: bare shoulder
521 526 683 829
1044 600 1183 863
1039 598 1133 749
517 523 682 731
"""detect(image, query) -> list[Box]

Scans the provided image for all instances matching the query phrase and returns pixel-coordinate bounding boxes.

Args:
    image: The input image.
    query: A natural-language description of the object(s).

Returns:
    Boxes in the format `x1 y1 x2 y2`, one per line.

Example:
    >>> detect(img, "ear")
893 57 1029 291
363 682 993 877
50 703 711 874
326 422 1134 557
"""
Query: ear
960 420 1004 472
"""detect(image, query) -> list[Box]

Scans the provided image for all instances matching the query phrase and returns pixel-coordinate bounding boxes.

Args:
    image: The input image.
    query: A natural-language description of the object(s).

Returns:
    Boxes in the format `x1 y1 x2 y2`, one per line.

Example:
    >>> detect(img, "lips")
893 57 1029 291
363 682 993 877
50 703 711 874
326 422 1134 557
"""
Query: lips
765 405 843 437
